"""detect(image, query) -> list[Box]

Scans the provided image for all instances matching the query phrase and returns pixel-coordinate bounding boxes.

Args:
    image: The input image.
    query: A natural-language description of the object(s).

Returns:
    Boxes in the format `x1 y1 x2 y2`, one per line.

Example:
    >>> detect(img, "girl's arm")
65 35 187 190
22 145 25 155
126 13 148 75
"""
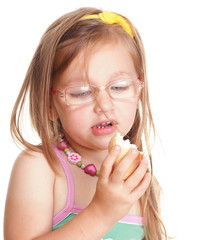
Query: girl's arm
4 150 55 239
4 147 150 240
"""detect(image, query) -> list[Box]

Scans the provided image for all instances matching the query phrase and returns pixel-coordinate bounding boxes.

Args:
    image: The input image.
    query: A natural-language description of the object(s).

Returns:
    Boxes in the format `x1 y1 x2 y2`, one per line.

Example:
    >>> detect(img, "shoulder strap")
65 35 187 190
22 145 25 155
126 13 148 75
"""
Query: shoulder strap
52 147 75 226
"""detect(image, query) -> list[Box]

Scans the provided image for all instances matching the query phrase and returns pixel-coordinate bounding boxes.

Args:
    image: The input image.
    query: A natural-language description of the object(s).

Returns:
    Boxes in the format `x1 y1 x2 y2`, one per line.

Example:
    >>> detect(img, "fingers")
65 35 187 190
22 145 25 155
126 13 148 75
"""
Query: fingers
99 145 121 180
130 171 151 201
97 149 151 214
99 147 151 203
124 158 149 191
110 148 140 183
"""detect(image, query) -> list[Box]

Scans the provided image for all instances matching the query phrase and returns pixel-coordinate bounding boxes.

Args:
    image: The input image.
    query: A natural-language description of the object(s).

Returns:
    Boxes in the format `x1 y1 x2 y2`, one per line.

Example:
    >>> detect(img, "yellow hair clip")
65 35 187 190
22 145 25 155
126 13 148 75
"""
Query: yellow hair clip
81 11 134 38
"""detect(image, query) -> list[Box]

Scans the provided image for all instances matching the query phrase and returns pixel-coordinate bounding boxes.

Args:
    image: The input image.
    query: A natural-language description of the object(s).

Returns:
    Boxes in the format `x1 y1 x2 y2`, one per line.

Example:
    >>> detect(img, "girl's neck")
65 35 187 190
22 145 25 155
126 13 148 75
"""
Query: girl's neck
78 148 108 169
64 134 109 168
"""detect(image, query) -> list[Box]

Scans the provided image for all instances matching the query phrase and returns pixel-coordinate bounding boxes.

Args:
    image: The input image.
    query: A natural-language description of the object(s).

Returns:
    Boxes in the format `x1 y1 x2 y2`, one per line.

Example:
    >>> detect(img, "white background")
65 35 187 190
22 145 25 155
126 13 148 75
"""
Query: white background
0 0 215 239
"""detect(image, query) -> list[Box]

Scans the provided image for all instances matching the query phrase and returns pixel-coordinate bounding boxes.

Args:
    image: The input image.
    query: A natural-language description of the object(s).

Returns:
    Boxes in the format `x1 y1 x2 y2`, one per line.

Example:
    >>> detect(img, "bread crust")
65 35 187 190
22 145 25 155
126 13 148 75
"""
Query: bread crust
108 133 143 179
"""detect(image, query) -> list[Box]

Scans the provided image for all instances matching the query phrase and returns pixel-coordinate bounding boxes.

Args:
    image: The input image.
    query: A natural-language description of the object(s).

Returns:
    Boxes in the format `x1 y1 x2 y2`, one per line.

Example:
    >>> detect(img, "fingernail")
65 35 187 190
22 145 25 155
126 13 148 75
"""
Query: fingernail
114 145 120 151
143 158 149 166
131 148 138 155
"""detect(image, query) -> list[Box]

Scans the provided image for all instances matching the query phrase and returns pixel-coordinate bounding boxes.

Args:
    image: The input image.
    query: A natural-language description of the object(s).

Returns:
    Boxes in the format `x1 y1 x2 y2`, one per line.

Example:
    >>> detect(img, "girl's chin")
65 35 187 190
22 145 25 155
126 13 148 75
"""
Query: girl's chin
64 128 119 151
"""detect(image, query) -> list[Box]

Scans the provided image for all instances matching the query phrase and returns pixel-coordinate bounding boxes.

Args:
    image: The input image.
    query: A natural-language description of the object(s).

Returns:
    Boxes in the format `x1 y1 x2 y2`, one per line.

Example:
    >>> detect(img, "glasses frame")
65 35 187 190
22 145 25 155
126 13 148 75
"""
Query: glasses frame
51 78 144 106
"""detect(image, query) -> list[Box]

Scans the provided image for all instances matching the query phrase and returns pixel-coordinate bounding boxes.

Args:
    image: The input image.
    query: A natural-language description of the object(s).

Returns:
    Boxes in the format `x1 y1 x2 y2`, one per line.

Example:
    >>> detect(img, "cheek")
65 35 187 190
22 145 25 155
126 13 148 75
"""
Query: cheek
115 100 138 133
121 104 136 117
118 98 138 116
56 104 91 131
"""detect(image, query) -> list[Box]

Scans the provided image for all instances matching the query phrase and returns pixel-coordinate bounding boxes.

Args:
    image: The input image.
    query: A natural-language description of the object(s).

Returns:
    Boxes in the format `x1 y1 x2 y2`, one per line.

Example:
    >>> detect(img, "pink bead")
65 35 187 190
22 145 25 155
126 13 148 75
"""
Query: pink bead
67 152 81 164
84 164 97 176
57 141 68 150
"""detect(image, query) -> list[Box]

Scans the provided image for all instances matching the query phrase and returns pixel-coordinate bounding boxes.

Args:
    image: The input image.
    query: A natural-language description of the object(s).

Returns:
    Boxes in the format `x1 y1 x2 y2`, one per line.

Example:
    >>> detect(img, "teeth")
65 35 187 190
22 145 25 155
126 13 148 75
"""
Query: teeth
101 121 111 125
96 121 112 128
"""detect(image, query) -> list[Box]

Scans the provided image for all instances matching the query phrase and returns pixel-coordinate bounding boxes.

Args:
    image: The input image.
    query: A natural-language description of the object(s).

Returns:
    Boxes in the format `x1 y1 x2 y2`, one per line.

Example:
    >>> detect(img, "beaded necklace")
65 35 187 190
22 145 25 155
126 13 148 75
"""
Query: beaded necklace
56 134 100 177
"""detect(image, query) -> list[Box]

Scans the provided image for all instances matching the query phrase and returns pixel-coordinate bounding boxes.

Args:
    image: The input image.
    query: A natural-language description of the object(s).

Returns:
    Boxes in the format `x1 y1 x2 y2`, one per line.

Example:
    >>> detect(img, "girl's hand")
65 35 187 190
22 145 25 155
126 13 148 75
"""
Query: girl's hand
88 145 151 225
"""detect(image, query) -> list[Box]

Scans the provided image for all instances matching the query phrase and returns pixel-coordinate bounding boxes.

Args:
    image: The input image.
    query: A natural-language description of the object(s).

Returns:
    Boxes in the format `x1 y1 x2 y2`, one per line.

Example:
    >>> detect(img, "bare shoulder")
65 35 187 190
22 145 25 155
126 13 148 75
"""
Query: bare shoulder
13 149 55 177
4 149 56 239
16 148 52 166
8 149 56 190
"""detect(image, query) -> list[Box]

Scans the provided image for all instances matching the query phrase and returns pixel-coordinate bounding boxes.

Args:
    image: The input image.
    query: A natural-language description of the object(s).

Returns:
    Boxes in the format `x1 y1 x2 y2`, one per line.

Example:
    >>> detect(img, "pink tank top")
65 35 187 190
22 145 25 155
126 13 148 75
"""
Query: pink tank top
52 147 144 228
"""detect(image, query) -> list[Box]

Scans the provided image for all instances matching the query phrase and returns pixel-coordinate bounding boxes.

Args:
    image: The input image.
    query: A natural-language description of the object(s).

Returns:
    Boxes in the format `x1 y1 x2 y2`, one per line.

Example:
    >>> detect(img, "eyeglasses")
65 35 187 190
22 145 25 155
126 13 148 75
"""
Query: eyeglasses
52 78 144 105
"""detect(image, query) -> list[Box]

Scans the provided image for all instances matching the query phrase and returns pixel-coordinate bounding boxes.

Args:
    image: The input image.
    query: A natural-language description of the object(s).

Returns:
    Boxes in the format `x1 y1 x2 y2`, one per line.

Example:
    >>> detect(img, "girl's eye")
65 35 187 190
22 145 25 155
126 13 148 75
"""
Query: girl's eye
68 91 92 98
110 80 131 92
110 86 129 92
109 80 136 98
66 86 92 99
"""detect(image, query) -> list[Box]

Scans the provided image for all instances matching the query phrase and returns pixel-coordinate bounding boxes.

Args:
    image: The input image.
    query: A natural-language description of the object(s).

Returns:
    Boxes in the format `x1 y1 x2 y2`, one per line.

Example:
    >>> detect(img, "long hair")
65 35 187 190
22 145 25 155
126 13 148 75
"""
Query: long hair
10 7 167 240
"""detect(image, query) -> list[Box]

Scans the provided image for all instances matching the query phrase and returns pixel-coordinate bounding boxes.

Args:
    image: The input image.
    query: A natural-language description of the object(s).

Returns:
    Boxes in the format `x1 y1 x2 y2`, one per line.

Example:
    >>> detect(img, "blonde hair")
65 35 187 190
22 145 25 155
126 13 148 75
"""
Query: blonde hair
10 7 167 240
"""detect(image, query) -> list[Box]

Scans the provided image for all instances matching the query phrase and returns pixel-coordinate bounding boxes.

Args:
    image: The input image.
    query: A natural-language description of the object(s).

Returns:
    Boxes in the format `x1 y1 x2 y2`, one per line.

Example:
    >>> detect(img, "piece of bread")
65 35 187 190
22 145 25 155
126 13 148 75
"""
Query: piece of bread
108 132 143 180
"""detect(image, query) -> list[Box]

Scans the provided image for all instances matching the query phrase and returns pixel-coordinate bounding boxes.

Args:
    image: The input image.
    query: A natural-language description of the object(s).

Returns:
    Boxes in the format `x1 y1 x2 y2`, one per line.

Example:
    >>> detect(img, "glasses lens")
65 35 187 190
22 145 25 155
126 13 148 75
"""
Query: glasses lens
65 85 94 105
109 79 140 99
64 79 142 105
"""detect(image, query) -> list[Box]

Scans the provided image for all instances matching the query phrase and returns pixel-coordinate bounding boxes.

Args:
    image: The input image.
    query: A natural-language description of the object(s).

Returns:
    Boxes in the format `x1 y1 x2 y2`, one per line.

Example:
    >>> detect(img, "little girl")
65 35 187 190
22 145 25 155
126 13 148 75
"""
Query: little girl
4 7 167 240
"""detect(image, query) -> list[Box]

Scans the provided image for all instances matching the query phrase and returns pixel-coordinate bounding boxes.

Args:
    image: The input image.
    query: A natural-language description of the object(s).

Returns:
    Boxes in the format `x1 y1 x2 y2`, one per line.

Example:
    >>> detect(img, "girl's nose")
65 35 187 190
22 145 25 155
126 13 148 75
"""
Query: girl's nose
94 90 114 114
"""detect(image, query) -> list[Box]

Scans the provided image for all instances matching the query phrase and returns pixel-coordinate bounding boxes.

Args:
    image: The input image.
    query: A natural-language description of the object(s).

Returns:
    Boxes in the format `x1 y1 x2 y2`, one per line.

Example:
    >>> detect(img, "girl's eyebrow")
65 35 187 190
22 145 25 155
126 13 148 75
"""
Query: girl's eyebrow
61 77 86 87
109 71 133 79
61 71 133 88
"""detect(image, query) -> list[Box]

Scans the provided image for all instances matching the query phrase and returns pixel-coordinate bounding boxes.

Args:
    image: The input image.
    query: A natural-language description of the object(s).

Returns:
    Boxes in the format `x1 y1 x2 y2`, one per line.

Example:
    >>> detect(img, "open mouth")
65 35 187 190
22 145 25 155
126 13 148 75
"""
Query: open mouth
92 120 118 135
95 121 113 129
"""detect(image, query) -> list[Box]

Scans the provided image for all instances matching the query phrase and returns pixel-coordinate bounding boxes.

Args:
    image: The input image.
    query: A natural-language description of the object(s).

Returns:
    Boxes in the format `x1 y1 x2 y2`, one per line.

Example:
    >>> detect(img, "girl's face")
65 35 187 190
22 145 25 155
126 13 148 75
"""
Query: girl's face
53 41 140 152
